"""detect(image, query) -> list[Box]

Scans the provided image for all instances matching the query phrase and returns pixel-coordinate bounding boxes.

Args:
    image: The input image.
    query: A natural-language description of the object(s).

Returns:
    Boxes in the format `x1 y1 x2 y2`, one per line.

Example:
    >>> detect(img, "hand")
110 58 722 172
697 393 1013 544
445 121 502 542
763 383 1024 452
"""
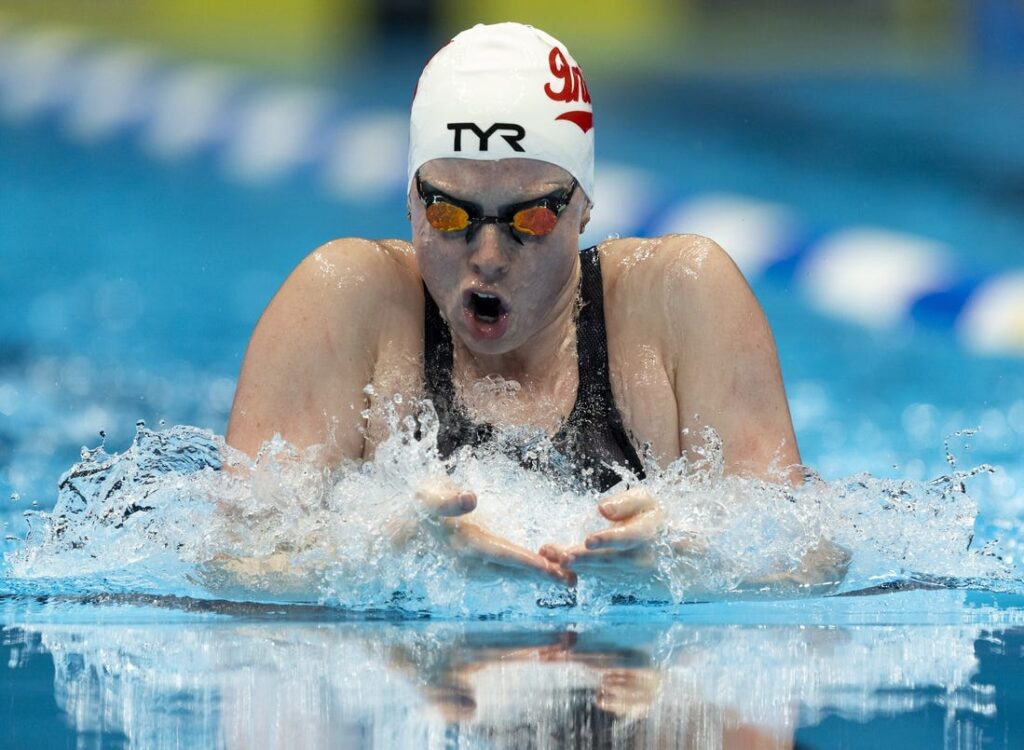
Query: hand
405 477 576 586
540 487 706 578
406 630 659 723
540 488 662 575
197 548 327 600
541 486 847 597
734 537 850 597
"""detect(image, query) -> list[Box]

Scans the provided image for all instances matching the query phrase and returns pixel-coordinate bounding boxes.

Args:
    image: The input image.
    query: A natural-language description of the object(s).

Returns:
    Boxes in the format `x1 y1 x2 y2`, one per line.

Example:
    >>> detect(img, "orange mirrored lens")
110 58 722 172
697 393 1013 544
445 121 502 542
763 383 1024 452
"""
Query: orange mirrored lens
425 202 470 232
512 206 559 236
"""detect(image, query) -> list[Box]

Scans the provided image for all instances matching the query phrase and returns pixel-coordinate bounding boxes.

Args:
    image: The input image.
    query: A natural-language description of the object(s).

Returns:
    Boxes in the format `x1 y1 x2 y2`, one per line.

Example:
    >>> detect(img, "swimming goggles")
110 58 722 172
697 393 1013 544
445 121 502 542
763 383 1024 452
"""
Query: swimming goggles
415 174 578 244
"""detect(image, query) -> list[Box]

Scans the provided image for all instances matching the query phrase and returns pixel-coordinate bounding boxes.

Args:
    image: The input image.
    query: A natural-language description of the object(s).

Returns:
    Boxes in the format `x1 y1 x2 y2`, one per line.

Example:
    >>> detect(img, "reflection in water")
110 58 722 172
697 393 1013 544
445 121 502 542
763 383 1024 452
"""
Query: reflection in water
2 593 1010 749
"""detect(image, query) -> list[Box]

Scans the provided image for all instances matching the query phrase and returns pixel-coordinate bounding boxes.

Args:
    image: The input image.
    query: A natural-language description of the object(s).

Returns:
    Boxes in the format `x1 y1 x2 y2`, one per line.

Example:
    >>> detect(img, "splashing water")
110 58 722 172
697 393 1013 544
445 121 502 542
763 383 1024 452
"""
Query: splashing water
2 404 1018 616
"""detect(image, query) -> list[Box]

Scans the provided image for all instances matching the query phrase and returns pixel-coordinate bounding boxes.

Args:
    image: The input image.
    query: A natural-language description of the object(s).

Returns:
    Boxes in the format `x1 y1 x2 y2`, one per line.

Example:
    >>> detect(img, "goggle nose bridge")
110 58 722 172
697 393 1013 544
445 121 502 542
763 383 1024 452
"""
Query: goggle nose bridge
465 216 524 245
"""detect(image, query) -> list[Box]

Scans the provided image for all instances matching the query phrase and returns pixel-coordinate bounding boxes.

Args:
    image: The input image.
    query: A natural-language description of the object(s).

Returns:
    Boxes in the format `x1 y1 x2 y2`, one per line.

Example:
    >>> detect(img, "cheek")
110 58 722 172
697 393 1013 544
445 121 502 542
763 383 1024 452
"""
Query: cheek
415 236 462 292
513 244 577 298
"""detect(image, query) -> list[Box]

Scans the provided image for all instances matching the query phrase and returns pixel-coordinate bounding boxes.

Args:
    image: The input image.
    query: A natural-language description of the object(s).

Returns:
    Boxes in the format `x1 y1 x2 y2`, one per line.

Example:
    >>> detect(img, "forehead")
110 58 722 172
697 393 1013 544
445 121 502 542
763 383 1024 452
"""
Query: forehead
418 158 574 195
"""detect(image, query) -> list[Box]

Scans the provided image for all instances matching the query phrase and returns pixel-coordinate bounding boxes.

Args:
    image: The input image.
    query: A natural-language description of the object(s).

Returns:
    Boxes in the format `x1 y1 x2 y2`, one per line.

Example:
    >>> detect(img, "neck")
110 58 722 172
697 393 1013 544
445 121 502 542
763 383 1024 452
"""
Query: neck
454 257 581 390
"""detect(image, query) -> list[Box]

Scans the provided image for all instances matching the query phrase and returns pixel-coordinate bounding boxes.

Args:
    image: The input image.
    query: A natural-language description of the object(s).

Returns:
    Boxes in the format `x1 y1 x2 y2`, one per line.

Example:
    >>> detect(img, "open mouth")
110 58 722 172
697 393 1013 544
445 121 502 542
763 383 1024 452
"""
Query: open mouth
465 291 506 324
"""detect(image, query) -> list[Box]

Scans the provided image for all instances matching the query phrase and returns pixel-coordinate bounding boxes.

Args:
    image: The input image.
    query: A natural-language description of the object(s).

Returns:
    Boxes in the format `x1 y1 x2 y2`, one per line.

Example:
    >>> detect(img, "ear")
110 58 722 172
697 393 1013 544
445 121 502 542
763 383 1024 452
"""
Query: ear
579 201 592 234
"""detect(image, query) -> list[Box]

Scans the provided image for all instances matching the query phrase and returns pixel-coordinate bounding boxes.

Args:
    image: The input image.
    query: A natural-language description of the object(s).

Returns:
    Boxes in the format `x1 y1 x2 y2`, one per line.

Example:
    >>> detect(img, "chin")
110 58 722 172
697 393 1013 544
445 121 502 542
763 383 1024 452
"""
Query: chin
456 315 519 353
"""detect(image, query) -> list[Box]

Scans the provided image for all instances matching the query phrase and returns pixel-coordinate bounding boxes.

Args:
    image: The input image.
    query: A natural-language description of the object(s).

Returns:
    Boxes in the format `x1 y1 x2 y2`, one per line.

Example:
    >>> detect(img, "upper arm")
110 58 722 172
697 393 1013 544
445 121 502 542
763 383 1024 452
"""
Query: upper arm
226 238 397 462
653 235 800 479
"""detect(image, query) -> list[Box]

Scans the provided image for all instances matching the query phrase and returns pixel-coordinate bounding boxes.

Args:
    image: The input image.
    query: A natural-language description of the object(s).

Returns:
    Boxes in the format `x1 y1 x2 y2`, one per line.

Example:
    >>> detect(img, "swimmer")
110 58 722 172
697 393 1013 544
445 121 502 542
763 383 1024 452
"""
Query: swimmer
226 23 846 590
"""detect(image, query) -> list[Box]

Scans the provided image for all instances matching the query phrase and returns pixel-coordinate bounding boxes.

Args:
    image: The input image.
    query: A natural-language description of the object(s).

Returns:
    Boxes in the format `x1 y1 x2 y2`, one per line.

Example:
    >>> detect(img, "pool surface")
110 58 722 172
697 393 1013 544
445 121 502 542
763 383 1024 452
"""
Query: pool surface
3 590 1024 749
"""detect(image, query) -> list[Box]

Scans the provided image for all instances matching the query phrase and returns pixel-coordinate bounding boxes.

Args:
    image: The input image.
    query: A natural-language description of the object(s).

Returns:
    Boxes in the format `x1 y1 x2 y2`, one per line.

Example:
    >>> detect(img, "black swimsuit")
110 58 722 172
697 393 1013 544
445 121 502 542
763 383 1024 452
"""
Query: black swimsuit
423 246 645 492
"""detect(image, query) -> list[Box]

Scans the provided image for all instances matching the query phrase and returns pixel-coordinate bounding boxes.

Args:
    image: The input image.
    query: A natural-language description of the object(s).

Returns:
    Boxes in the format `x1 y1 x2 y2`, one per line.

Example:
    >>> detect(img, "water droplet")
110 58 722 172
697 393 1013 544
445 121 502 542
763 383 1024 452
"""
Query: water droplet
362 384 376 397
393 393 403 405
9 492 19 503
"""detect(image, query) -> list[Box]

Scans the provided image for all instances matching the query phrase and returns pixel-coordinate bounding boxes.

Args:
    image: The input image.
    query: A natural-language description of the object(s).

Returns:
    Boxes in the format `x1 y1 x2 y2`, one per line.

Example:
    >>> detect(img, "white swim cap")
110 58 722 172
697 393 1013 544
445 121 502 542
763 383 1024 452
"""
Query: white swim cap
408 22 595 202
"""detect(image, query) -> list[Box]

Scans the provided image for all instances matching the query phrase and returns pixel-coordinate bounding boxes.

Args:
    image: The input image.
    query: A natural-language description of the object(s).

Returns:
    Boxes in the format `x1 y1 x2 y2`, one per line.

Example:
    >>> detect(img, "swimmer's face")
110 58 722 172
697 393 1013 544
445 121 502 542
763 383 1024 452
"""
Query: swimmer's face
412 158 591 354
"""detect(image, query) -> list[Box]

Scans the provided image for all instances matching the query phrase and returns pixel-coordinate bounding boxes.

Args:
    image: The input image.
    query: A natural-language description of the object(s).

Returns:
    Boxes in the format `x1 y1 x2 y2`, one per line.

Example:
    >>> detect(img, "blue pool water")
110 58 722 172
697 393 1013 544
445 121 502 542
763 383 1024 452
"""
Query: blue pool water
3 30 1024 748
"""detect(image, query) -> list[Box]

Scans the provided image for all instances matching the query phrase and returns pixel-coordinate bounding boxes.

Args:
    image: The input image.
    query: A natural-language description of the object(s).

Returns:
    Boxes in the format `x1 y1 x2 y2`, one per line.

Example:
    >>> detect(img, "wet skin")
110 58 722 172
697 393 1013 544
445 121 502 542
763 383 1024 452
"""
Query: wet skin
227 158 815 588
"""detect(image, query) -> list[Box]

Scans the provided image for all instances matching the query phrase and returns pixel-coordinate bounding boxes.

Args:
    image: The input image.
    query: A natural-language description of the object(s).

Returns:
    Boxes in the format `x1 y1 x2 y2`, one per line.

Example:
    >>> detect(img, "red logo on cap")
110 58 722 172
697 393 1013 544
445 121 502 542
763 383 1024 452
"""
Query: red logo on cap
543 47 593 133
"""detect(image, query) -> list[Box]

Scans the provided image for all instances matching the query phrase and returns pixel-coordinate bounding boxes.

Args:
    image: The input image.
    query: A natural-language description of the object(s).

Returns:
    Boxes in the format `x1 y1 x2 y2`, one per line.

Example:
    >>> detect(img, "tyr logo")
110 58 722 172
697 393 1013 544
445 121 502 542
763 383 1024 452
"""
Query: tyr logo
447 122 526 152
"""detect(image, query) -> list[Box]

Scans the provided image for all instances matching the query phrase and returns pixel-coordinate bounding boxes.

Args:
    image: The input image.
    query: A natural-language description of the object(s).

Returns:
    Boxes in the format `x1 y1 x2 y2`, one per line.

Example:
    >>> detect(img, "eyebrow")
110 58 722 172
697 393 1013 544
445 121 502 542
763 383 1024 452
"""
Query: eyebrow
419 179 573 212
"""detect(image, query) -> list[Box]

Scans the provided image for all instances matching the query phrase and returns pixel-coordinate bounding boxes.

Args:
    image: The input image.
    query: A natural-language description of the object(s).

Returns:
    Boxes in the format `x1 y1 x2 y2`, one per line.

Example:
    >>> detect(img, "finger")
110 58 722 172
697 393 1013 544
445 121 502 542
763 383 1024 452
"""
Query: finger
585 511 662 551
670 531 707 557
538 544 571 565
598 488 655 521
416 478 477 517
452 521 576 585
545 542 650 569
566 545 655 570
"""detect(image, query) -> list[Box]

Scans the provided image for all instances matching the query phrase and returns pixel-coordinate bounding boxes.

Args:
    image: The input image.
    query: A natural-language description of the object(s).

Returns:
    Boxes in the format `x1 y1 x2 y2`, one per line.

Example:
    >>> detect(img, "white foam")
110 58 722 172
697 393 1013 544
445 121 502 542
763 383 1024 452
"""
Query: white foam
4 412 1013 613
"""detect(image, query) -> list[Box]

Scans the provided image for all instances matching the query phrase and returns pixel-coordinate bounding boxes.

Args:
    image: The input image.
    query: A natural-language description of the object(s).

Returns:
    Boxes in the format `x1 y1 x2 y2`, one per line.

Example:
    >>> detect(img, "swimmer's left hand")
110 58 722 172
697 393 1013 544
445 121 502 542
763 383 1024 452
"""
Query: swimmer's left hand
539 488 698 574
540 486 848 593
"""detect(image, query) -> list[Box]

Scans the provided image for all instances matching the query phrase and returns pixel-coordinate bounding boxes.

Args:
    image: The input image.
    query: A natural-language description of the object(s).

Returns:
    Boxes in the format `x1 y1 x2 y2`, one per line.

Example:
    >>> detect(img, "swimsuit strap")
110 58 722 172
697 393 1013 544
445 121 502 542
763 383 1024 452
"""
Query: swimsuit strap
564 247 646 478
423 282 454 403
423 283 492 452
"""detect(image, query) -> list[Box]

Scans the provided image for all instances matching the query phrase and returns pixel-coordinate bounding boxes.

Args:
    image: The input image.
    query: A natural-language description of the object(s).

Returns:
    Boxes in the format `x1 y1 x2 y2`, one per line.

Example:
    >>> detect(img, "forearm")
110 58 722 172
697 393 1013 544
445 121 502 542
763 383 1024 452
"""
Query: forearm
732 537 851 597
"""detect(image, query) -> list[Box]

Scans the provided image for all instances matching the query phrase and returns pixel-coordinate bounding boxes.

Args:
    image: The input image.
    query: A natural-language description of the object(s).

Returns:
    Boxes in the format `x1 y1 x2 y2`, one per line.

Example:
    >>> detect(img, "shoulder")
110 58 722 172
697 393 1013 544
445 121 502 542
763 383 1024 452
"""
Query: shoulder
283 237 420 311
227 237 422 458
597 234 753 340
263 237 422 350
596 235 798 476
597 233 742 289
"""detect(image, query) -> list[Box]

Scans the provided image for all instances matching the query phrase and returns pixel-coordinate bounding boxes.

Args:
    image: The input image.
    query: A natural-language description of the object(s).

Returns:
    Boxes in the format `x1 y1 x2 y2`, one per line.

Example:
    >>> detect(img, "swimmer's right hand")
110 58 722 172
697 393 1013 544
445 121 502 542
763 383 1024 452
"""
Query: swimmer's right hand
415 477 479 517
398 478 576 587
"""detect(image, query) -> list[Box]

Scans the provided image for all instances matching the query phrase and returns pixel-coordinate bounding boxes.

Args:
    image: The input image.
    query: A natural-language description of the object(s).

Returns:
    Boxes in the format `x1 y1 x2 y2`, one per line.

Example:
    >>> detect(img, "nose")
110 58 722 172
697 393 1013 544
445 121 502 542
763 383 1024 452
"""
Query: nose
468 224 511 282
